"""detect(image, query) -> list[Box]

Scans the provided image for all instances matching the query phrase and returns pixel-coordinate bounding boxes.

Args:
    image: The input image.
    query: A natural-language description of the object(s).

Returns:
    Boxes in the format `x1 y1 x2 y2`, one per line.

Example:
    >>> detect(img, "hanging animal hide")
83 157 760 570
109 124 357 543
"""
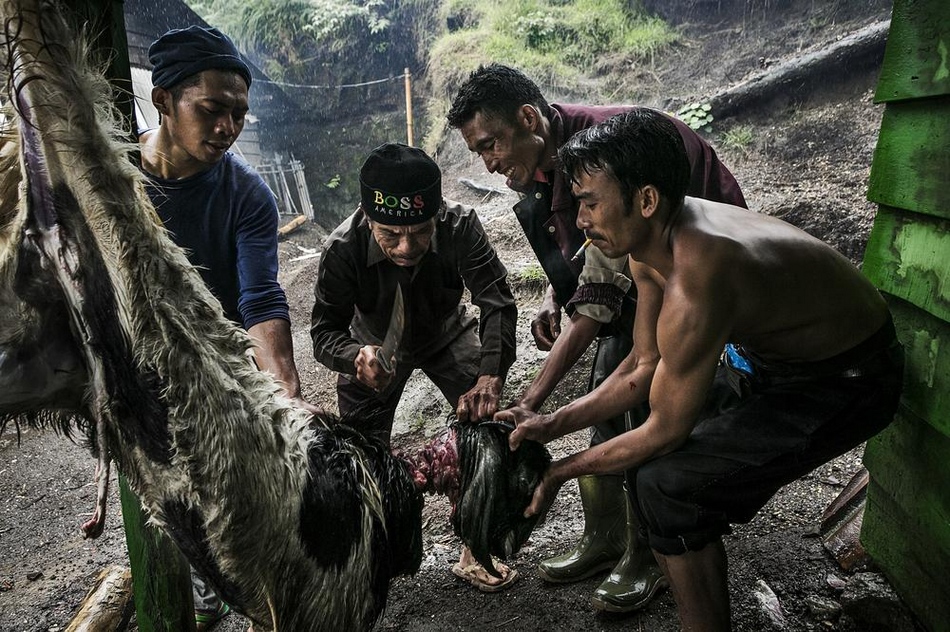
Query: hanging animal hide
0 1 423 629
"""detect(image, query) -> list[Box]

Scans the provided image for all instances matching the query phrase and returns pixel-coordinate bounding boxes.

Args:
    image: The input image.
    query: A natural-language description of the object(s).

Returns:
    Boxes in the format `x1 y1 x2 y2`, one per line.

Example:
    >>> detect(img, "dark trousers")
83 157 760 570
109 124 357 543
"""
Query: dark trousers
337 321 480 445
631 322 904 555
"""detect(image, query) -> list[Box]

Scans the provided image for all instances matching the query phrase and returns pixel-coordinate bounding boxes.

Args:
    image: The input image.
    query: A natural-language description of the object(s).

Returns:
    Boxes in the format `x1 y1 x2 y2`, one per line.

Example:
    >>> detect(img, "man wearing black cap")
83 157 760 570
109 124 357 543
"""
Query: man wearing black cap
140 25 316 630
310 143 520 591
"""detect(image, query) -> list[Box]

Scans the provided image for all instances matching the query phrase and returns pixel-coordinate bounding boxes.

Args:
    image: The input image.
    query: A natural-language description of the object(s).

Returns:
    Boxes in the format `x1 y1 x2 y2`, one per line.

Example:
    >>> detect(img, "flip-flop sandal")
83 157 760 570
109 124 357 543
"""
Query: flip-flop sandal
451 560 520 593
195 601 231 632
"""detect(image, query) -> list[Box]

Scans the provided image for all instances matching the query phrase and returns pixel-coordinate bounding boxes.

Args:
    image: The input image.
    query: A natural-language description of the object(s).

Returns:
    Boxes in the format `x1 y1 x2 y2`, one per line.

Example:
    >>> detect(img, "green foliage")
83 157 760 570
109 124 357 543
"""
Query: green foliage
676 102 714 133
522 365 541 383
424 0 678 150
183 0 679 223
510 263 549 295
185 0 435 85
515 12 569 52
808 14 829 32
478 0 676 73
720 125 755 152
325 174 342 189
408 412 428 433
307 0 390 41
186 0 314 76
518 264 547 283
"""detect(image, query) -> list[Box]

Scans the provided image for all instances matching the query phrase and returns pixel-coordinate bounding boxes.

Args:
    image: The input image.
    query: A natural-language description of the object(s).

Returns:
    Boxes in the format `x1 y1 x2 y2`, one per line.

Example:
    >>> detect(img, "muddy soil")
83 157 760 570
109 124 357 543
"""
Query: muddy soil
0 1 914 631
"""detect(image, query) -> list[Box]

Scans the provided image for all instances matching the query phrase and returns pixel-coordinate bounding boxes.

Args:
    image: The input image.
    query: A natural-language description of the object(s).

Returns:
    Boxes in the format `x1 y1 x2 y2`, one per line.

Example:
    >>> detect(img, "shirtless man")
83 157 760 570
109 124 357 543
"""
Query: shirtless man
498 109 904 630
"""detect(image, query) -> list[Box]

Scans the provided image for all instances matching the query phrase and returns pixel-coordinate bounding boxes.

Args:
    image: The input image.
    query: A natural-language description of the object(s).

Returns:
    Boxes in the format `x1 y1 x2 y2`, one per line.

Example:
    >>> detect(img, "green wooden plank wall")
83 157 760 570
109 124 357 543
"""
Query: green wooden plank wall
866 99 950 219
885 296 950 438
864 408 950 554
863 207 950 324
863 480 950 629
875 0 950 102
861 2 950 631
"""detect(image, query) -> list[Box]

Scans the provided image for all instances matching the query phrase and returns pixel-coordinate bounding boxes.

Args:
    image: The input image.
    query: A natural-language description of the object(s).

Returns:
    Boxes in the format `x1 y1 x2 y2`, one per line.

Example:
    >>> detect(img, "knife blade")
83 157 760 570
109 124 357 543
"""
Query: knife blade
375 286 405 373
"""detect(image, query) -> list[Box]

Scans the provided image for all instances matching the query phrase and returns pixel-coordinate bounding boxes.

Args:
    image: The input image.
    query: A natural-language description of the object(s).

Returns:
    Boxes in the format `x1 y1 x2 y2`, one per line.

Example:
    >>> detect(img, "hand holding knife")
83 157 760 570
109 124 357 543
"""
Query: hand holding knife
353 286 406 392
375 286 405 374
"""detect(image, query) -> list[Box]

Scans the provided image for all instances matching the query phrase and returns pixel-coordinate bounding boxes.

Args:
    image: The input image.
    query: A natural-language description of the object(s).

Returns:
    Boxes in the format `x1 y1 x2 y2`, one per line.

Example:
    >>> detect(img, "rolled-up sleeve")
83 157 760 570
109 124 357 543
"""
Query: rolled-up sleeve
567 246 632 324
235 185 290 329
453 207 518 379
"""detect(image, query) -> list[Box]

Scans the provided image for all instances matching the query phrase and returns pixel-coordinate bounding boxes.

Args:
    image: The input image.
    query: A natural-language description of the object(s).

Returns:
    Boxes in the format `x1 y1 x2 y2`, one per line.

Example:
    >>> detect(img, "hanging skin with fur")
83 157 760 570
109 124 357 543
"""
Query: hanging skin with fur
0 1 423 629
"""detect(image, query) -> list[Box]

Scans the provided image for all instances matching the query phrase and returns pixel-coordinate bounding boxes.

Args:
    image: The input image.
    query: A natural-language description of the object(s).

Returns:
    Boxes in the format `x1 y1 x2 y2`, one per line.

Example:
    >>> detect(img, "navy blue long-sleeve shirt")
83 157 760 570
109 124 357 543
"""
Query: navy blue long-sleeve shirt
144 152 289 329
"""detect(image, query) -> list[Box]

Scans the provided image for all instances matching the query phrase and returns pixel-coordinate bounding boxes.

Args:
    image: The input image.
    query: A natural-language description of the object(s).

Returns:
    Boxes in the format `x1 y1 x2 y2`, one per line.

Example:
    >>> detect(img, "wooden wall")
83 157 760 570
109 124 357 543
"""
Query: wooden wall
860 1 950 629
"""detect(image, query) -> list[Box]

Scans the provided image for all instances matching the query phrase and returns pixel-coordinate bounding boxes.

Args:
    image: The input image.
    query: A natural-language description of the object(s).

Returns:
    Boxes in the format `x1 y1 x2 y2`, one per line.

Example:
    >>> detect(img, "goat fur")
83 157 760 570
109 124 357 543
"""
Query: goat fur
0 1 422 629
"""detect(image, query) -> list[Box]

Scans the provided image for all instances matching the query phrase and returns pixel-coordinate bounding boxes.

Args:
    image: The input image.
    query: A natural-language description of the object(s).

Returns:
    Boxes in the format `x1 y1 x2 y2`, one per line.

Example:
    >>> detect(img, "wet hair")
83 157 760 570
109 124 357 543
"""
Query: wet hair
447 63 551 128
559 108 690 209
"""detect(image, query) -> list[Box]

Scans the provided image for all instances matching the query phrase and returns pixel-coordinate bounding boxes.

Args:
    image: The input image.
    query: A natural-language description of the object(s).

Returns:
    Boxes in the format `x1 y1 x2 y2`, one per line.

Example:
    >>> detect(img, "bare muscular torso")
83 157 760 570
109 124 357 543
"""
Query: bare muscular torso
651 197 888 364
505 188 892 485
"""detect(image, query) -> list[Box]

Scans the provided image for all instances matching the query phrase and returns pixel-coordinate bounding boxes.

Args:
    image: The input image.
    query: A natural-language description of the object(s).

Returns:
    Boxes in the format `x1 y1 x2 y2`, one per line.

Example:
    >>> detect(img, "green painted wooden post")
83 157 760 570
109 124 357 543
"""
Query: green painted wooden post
861 1 950 630
119 477 197 632
65 2 196 629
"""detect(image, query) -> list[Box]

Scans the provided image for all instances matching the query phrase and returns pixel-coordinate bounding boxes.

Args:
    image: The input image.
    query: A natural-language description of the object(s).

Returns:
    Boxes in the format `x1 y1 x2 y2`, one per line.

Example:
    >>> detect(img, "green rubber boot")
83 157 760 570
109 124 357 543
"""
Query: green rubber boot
590 487 668 613
537 474 626 583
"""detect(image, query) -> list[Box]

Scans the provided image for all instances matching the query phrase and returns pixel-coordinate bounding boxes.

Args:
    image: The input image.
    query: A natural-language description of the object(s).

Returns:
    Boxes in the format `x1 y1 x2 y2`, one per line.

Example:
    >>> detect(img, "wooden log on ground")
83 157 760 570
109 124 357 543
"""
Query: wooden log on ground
703 19 890 119
278 215 308 238
65 565 134 632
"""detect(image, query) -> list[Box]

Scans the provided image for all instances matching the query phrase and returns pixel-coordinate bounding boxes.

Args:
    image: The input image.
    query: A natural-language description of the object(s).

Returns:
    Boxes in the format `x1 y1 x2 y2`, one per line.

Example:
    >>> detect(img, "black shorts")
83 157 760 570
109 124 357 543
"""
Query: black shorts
630 318 904 555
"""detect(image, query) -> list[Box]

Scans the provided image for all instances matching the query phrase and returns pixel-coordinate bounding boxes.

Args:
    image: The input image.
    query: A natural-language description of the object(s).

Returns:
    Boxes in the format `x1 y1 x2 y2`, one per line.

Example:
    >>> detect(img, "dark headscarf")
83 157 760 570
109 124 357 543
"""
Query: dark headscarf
148 26 252 90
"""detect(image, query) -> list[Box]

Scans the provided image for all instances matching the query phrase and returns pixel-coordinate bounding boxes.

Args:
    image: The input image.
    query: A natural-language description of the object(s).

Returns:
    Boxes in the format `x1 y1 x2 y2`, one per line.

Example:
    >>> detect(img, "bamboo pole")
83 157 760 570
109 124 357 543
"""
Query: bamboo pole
404 67 414 146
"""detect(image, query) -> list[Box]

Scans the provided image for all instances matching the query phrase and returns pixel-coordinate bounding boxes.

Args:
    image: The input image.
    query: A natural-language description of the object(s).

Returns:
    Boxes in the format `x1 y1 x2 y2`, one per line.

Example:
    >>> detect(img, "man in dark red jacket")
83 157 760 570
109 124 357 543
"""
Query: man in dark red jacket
448 63 746 612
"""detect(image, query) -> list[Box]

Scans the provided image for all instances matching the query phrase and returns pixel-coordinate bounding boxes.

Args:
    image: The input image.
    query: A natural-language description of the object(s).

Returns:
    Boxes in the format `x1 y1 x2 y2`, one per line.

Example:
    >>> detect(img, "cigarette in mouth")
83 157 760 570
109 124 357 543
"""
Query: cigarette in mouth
571 237 593 262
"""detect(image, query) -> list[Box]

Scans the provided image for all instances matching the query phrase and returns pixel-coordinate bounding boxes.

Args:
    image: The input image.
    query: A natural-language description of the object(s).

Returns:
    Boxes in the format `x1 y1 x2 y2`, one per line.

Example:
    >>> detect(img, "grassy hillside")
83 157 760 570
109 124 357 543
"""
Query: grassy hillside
183 0 678 224
422 0 678 151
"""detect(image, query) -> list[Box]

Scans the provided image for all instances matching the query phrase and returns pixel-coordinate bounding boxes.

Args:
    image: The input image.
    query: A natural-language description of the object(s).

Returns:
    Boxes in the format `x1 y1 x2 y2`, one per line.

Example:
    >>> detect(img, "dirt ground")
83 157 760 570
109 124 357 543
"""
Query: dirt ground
0 1 916 630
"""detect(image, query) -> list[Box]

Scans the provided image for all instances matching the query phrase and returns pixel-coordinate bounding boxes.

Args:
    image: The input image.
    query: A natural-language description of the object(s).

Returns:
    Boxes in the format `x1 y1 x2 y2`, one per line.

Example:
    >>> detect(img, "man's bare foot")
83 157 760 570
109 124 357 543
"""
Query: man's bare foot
451 547 520 592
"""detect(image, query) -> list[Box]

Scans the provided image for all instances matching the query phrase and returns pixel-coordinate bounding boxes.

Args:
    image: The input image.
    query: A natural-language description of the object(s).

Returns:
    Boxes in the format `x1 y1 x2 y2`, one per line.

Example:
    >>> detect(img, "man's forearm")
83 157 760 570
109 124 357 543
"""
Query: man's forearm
475 302 518 377
548 352 655 438
249 318 303 399
519 314 601 411
551 422 659 480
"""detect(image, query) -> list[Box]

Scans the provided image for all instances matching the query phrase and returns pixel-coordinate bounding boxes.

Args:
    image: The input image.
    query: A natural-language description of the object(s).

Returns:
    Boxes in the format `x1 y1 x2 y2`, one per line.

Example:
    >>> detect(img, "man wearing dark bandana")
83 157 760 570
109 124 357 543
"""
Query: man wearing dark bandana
139 25 317 631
